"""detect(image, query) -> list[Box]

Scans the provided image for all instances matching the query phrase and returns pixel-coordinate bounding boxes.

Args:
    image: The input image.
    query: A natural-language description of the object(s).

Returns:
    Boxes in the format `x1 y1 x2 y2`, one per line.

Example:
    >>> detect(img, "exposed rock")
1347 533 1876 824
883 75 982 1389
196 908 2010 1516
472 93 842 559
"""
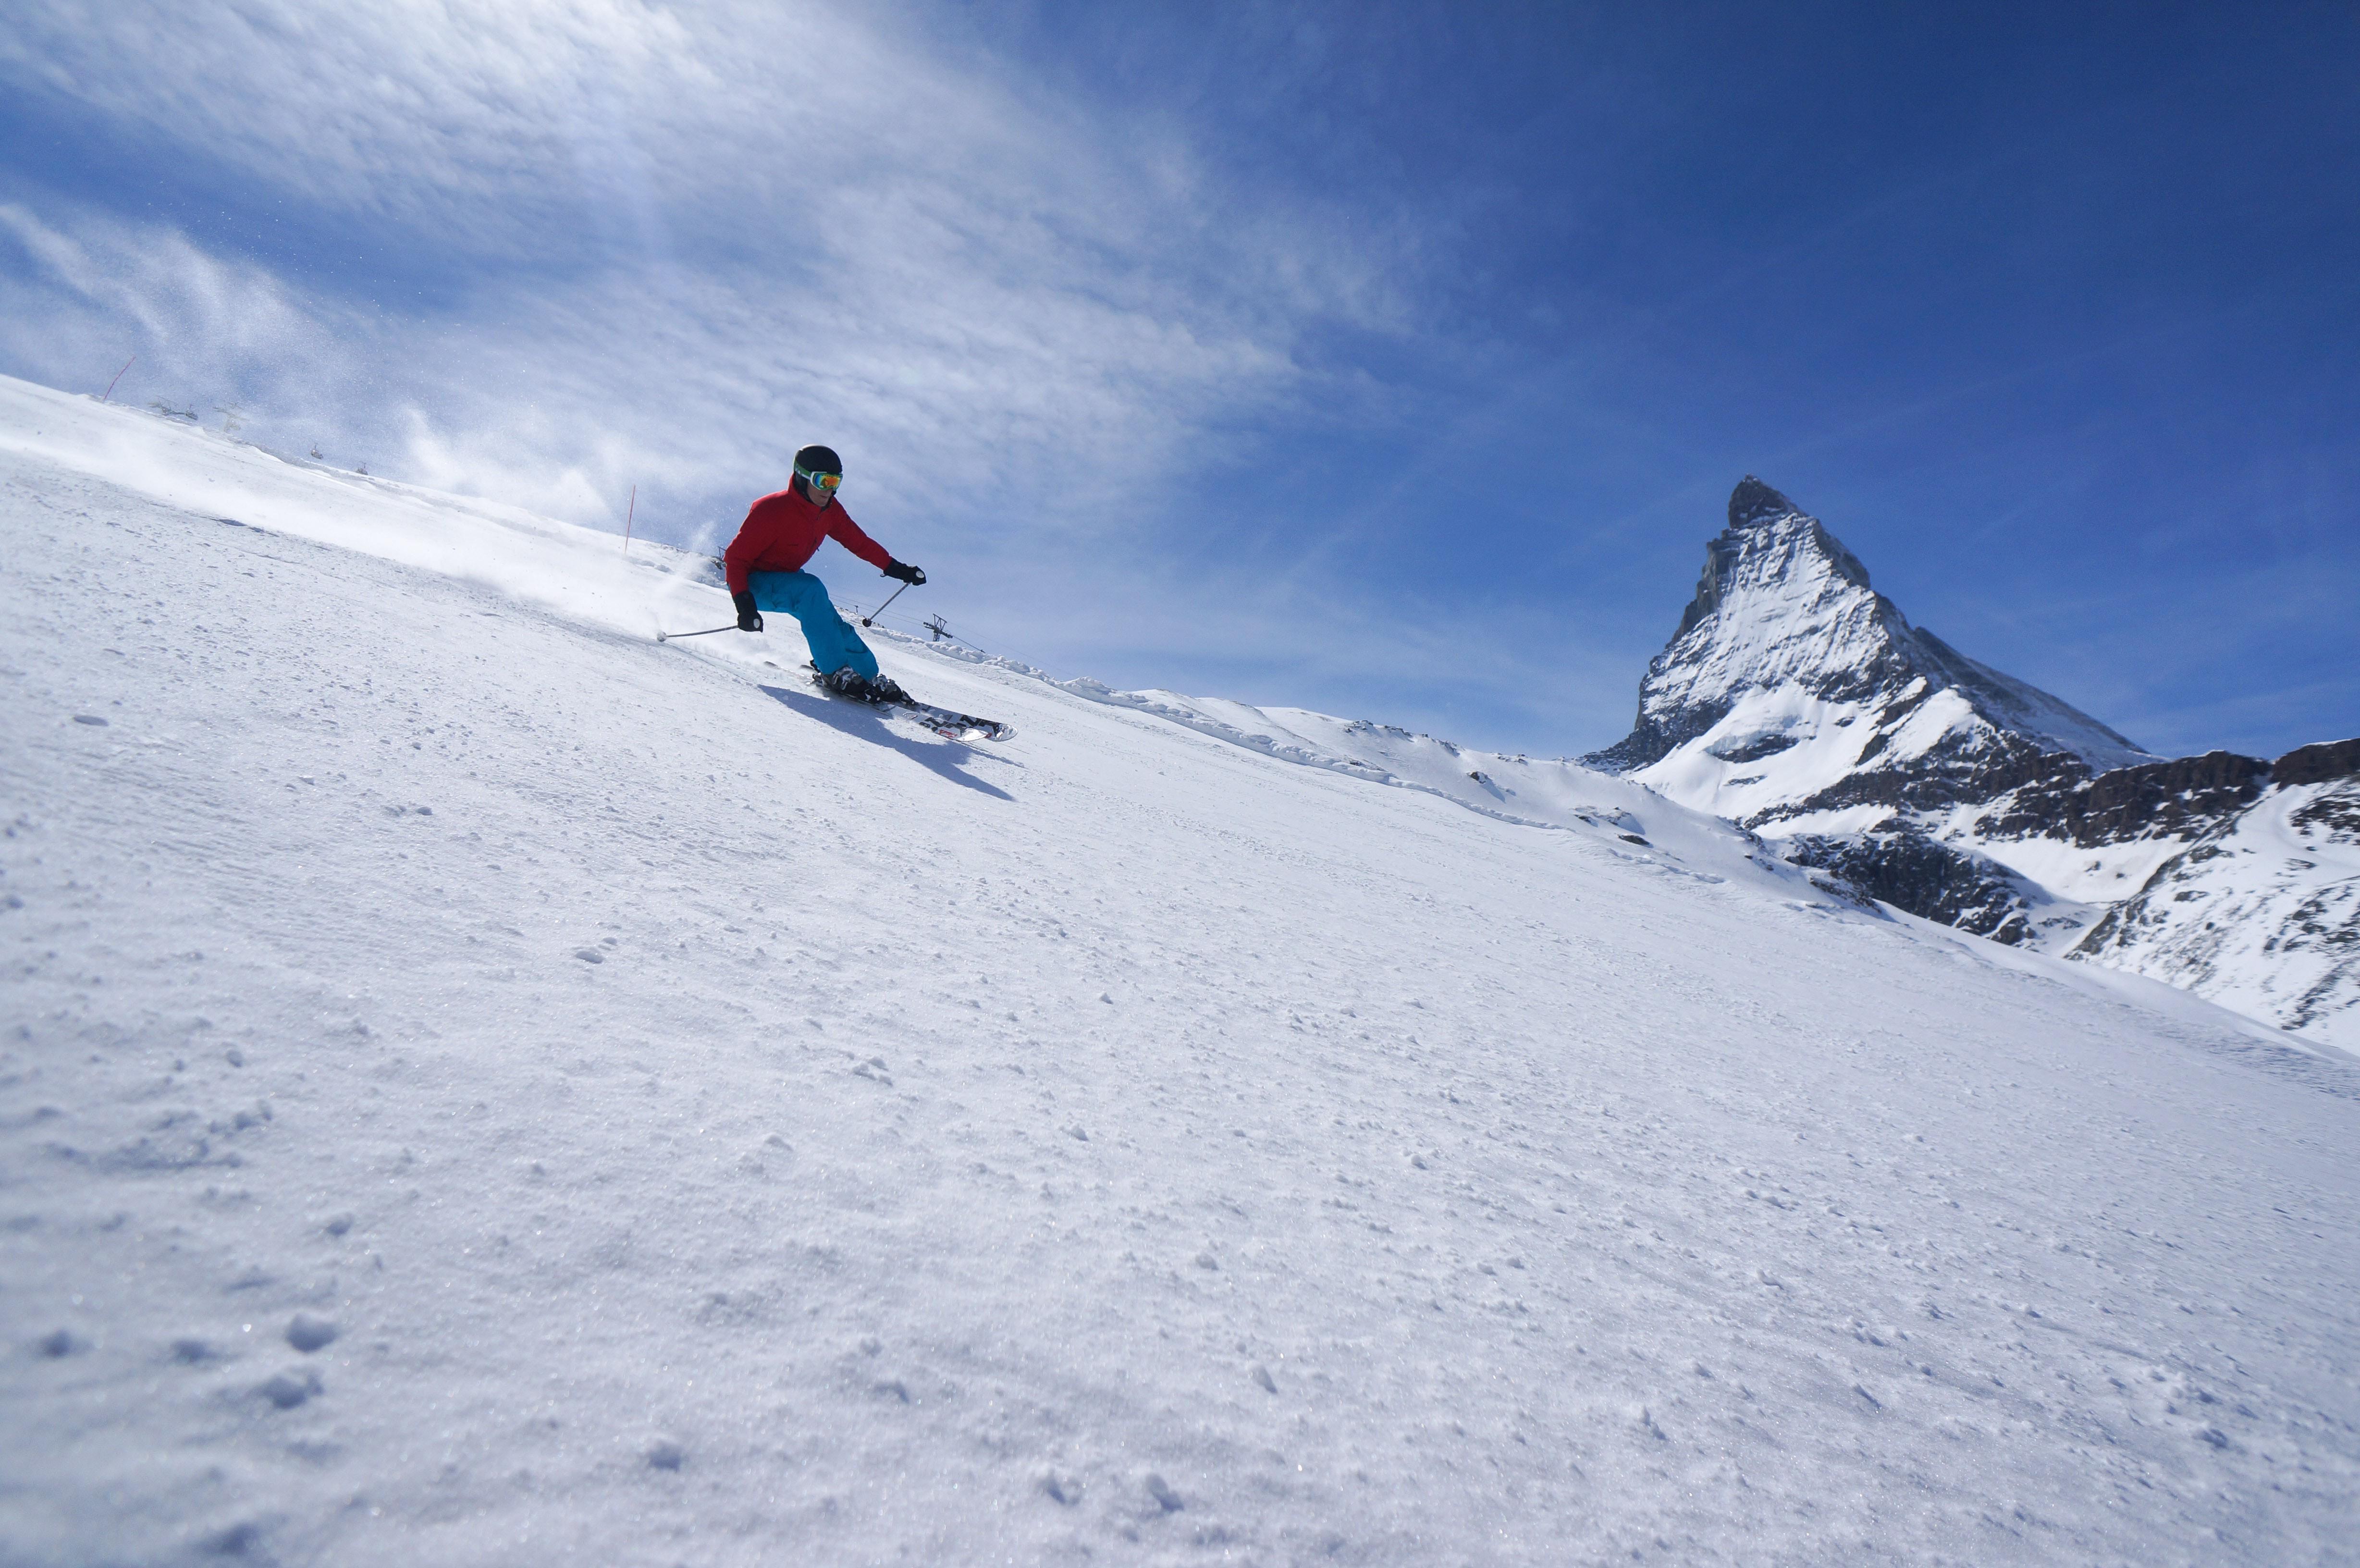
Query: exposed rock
1979 749 2272 848
2274 737 2360 787
1783 830 2045 944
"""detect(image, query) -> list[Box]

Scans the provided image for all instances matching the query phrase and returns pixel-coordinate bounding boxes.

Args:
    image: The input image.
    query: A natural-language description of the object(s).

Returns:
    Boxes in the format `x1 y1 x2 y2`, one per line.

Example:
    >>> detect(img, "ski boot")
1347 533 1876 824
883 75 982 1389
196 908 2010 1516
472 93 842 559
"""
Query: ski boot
817 665 907 706
816 664 869 699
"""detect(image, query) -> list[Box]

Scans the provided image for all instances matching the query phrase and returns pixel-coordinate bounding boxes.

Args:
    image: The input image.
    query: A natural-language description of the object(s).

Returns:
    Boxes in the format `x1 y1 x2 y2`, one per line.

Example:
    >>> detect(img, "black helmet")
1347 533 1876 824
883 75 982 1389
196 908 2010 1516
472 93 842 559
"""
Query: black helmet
793 444 842 478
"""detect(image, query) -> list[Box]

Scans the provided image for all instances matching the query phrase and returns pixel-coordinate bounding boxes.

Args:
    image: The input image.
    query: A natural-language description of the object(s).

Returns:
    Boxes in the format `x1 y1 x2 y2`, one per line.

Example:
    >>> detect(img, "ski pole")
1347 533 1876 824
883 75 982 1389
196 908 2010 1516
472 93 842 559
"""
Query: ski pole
655 624 738 642
860 581 913 628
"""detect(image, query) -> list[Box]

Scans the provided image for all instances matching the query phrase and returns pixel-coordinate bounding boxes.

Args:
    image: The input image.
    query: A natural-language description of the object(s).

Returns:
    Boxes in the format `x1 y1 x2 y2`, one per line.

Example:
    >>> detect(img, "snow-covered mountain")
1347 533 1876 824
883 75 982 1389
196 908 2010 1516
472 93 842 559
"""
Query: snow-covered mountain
4 375 2358 1564
1588 476 2153 818
2071 742 2360 1038
1588 478 2360 1048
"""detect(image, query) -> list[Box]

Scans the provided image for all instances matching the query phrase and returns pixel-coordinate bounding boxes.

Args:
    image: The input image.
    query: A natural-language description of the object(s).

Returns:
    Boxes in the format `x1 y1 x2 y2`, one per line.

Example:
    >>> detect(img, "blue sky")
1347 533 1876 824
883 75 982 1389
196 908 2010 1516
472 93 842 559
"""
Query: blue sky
4 2 2355 761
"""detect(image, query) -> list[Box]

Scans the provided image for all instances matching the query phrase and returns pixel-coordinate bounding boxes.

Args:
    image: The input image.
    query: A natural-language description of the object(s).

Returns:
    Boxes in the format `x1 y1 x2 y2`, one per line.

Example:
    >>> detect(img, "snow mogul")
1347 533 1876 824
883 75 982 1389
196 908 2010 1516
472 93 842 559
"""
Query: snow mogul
724 444 927 704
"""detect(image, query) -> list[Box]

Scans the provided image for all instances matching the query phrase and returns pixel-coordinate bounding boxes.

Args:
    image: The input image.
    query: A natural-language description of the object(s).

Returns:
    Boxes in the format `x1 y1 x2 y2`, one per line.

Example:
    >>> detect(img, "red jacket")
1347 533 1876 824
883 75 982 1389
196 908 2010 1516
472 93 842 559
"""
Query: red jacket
722 486 893 594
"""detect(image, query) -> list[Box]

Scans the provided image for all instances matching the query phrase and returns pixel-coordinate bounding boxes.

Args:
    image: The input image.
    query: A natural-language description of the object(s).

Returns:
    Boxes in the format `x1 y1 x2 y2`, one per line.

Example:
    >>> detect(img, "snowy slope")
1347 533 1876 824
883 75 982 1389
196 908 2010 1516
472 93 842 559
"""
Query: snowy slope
4 379 2359 1566
956 681 1769 871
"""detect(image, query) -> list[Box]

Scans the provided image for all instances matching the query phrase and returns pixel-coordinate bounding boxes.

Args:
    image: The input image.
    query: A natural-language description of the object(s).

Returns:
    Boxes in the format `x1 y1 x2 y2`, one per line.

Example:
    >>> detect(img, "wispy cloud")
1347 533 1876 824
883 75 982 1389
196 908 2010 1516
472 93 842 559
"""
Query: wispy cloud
5 3 1589 752
0 0 1414 543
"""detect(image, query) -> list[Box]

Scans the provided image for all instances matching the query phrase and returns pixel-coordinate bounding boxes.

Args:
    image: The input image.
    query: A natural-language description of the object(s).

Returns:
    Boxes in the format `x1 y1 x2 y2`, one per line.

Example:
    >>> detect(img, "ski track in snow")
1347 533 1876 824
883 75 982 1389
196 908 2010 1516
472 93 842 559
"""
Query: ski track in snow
3 389 2360 1565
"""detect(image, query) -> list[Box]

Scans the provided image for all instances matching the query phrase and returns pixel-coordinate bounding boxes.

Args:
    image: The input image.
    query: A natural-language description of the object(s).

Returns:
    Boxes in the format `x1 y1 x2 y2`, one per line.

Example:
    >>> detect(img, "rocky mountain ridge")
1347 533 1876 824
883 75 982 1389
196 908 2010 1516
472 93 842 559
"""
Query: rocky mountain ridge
1586 479 2359 1048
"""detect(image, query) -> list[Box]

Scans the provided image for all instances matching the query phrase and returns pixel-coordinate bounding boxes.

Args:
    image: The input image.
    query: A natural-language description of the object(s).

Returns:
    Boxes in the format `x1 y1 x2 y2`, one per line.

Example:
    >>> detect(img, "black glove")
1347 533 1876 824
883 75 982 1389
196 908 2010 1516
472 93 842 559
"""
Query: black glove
883 561 926 586
732 590 763 633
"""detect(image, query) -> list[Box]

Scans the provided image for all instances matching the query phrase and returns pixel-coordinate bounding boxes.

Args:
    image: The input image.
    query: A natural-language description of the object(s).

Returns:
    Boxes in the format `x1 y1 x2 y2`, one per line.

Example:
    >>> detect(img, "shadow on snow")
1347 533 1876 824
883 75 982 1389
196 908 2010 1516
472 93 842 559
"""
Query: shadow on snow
758 685 1015 802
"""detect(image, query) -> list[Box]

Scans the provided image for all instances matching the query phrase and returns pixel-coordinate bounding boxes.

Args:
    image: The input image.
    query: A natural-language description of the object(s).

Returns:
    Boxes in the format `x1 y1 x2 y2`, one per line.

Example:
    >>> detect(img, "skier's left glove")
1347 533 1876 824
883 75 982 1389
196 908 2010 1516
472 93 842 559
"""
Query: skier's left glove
732 590 764 633
884 561 926 586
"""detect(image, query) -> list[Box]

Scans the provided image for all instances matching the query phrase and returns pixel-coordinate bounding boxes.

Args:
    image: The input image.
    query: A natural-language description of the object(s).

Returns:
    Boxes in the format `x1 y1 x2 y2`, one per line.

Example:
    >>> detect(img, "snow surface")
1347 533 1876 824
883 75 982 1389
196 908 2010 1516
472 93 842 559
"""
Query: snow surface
5 378 2360 1564
1937 825 2192 919
2074 780 2360 1049
1633 684 1888 827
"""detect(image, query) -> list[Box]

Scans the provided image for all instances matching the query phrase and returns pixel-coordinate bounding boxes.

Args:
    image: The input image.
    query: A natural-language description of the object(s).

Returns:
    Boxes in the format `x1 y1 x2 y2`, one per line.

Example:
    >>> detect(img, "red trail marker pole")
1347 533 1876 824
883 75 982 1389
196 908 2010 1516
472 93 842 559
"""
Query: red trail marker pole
102 356 135 403
623 485 636 554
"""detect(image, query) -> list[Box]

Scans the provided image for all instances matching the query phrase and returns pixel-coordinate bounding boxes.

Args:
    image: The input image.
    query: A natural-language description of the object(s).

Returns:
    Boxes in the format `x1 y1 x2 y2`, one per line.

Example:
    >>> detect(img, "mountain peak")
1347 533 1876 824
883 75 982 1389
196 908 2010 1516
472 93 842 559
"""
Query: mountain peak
1728 475 1798 529
1586 480 2151 784
1667 478 1872 655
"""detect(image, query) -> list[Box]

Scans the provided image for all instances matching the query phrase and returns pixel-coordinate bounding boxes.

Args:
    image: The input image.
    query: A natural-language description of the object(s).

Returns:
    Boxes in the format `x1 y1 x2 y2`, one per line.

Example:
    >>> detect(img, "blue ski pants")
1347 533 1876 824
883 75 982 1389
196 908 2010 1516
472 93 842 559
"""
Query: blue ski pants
747 571 880 682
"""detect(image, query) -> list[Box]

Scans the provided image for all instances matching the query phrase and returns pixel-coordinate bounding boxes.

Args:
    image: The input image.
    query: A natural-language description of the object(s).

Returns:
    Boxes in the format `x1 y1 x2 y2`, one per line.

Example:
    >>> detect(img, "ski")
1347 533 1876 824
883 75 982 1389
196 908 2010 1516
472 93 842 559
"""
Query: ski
891 698 1016 744
807 668 1013 742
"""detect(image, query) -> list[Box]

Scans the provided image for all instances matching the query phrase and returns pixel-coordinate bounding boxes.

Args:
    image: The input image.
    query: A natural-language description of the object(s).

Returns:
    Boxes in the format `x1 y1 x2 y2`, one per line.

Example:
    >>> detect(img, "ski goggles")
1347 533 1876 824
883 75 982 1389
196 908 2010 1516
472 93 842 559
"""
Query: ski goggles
796 466 842 492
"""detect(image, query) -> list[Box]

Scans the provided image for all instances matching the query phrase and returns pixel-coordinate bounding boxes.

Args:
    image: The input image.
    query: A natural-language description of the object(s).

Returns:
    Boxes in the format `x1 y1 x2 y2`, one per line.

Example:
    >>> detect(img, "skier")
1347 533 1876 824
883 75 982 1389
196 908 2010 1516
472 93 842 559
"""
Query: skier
724 444 927 703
